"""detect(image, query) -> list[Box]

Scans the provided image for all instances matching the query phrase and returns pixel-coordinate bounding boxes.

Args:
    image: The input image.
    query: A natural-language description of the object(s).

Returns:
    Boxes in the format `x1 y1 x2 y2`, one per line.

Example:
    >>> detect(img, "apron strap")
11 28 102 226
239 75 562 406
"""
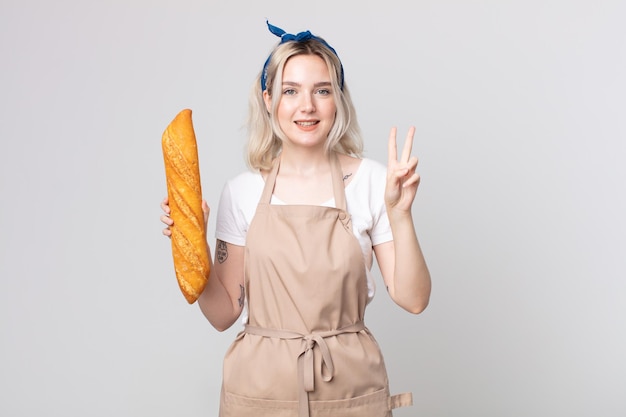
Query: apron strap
389 392 413 409
258 152 347 211
329 151 347 211
259 155 281 204
243 321 365 417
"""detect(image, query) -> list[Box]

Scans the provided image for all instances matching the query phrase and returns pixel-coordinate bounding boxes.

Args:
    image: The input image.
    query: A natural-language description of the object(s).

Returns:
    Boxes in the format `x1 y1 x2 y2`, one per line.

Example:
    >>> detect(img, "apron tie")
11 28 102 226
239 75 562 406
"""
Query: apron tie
301 332 335 391
243 321 365 417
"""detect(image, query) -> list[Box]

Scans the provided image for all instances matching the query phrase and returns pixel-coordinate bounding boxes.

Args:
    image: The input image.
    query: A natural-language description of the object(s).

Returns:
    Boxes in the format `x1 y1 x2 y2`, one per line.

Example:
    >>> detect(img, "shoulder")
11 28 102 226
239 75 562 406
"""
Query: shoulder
338 154 386 184
218 170 264 212
344 157 392 242
351 157 387 190
224 170 264 190
359 157 387 177
345 157 387 207
216 170 263 243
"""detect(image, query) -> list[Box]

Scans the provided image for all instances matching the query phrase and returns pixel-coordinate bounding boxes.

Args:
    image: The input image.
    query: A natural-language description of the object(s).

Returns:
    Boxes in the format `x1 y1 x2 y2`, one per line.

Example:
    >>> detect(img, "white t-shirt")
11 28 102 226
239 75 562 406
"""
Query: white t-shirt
215 157 392 309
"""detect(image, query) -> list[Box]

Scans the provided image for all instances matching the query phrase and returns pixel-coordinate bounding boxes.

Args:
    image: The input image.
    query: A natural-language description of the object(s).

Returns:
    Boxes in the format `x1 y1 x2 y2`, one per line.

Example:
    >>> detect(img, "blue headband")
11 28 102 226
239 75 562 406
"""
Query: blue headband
260 21 345 91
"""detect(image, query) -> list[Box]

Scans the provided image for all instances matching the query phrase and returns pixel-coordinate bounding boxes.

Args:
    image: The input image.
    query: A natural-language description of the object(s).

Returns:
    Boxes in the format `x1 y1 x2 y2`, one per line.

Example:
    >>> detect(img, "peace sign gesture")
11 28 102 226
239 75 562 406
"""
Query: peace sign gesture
385 126 421 213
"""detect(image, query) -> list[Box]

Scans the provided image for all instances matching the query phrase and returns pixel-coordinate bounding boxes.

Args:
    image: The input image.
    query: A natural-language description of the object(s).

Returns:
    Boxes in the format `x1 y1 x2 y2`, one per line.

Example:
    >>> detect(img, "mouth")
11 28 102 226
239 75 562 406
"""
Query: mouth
295 120 319 127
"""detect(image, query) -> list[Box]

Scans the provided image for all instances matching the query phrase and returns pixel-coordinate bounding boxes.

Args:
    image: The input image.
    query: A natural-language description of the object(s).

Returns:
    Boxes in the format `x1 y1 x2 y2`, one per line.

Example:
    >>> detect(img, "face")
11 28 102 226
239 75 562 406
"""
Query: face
264 54 337 150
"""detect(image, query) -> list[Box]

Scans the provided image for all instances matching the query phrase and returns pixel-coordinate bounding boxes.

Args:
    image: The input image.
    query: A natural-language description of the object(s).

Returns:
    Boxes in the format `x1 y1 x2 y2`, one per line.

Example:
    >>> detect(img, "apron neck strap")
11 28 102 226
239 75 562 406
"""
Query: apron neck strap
260 152 347 210
329 152 347 211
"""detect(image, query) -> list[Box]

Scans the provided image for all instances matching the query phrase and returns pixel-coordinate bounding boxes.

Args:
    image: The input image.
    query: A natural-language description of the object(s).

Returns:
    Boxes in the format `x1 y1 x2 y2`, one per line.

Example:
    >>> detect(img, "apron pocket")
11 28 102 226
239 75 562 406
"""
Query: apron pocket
220 387 406 417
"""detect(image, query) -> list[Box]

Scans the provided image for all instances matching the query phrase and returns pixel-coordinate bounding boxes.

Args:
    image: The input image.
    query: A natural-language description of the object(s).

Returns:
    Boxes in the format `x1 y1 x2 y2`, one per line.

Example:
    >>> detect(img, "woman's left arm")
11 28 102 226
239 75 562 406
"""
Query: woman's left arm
374 126 431 314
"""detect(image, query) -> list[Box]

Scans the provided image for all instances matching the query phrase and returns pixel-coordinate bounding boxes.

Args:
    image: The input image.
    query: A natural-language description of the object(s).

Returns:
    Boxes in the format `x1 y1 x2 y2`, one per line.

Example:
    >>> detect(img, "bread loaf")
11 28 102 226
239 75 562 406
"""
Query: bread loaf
161 109 210 303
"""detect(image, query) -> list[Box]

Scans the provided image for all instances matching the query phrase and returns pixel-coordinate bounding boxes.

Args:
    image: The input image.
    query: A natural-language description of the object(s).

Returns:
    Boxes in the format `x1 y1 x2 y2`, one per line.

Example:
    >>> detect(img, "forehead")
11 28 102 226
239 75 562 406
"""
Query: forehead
282 54 330 82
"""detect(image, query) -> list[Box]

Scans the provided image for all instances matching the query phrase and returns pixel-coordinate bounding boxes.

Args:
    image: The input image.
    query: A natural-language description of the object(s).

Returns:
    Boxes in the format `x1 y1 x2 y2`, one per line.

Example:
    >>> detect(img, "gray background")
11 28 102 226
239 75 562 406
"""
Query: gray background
1 1 625 416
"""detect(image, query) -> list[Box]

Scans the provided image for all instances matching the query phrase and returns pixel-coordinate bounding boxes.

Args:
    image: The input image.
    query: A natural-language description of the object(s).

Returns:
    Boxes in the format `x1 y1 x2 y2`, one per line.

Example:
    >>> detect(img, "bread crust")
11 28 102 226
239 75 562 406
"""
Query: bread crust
162 109 210 303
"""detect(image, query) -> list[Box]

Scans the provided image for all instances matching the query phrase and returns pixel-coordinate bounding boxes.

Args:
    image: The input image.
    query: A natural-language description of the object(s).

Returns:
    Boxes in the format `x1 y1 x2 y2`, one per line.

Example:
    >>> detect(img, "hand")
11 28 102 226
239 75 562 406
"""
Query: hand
160 197 173 237
201 199 210 231
160 197 210 238
385 126 421 213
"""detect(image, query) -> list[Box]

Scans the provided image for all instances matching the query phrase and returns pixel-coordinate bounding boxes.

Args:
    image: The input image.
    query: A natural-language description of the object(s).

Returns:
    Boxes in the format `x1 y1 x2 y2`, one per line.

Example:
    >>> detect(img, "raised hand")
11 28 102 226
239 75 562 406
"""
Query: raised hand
385 126 421 213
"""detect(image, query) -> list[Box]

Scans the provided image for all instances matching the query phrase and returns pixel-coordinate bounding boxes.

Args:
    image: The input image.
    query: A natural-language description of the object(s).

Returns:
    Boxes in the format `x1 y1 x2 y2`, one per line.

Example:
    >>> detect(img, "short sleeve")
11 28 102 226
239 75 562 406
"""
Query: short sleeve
370 203 392 246
366 160 393 246
214 171 264 246
215 180 248 246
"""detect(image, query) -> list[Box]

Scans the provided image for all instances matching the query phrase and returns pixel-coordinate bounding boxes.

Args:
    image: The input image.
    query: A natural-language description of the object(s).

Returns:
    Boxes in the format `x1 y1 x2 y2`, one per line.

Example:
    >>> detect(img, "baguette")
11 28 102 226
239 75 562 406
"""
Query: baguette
161 109 210 303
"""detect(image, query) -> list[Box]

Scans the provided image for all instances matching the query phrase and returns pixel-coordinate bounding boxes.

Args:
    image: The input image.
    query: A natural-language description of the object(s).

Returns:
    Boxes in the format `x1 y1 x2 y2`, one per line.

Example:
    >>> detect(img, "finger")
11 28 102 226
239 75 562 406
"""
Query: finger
162 228 172 237
390 157 418 183
160 214 174 226
406 155 419 171
389 167 410 188
387 127 398 166
400 126 416 163
403 172 421 188
202 200 210 226
161 196 170 215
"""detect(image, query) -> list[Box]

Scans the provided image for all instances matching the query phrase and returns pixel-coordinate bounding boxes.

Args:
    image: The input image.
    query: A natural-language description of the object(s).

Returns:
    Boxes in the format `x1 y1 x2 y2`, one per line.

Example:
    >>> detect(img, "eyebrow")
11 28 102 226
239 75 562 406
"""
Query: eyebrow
282 81 332 87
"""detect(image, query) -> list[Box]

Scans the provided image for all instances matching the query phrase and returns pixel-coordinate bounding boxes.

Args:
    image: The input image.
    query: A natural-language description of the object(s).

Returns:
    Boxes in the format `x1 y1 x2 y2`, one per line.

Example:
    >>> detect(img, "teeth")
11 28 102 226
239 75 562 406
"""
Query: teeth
296 121 317 126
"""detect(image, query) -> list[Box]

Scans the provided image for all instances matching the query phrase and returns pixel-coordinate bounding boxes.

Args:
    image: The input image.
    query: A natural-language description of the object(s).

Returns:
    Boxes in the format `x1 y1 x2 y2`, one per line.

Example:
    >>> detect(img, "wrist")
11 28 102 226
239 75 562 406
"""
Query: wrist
386 205 414 224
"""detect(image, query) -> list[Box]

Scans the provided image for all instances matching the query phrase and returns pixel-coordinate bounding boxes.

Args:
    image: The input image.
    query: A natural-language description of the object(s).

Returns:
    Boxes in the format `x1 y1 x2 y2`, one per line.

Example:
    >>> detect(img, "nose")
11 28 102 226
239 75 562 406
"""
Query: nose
299 93 315 113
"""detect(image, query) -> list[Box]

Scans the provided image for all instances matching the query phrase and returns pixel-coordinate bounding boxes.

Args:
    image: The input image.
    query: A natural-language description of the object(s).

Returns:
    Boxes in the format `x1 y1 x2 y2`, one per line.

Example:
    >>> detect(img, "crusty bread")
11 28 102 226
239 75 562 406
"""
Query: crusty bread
161 109 210 303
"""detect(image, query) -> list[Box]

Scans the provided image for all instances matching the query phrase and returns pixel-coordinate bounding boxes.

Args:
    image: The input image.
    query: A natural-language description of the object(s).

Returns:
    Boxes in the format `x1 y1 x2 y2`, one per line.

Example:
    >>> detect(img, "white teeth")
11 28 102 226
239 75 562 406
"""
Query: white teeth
296 121 317 126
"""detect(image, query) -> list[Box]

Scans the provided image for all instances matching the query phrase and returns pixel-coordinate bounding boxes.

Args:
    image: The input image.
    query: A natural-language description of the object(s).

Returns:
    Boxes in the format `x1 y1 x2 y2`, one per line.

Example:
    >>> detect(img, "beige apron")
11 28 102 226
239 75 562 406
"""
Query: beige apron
219 152 412 417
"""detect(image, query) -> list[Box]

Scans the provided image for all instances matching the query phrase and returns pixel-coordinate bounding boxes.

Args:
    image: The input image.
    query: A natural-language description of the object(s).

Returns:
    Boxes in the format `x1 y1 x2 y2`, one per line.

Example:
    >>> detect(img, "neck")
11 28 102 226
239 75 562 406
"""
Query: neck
279 146 332 176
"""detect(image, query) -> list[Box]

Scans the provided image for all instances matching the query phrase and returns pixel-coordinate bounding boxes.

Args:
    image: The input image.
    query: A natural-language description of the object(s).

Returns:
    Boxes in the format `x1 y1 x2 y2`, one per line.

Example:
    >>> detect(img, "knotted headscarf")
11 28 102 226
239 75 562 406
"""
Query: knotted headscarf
260 21 345 91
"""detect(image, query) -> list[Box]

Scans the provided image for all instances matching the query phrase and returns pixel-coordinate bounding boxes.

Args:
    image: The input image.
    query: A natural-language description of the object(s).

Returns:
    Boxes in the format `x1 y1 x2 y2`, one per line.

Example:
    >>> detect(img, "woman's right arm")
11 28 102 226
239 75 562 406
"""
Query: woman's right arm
197 238 245 331
161 198 245 331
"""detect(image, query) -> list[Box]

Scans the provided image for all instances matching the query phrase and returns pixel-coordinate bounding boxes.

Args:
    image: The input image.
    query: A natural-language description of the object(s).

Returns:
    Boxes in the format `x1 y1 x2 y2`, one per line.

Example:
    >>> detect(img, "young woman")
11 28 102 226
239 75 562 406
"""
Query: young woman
160 21 431 417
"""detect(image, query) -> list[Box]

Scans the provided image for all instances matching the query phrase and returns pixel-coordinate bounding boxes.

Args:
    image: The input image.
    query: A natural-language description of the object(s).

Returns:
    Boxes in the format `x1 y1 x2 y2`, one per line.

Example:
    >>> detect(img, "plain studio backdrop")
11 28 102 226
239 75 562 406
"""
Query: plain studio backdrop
1 1 625 416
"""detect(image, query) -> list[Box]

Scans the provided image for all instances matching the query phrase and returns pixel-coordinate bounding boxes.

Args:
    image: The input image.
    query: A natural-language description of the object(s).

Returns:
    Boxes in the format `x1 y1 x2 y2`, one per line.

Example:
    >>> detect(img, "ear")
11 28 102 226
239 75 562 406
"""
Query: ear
262 90 272 113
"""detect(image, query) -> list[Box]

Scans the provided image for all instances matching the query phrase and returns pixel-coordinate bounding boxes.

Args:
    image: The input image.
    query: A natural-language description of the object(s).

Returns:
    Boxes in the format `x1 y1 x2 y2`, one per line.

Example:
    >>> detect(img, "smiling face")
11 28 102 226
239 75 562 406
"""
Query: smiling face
264 54 337 151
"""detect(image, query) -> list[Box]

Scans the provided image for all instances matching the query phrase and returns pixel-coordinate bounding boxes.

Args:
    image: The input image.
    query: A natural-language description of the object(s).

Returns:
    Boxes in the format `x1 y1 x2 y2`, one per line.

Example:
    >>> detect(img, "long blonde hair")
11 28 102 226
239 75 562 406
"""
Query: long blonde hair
246 38 363 171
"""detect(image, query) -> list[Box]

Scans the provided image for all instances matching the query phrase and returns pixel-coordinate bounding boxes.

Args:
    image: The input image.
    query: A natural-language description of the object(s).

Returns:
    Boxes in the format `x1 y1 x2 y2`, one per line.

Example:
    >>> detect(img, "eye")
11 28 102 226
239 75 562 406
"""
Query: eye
282 88 296 96
316 88 331 96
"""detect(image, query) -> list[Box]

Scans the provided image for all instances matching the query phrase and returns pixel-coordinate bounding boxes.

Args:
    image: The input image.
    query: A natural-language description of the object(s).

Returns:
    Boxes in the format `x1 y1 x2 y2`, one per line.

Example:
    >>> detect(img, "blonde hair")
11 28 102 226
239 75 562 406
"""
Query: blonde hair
246 38 363 171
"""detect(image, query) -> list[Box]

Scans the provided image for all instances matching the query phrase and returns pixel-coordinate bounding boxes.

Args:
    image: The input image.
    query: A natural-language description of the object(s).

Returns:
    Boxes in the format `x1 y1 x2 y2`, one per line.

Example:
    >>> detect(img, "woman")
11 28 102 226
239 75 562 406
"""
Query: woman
161 21 431 417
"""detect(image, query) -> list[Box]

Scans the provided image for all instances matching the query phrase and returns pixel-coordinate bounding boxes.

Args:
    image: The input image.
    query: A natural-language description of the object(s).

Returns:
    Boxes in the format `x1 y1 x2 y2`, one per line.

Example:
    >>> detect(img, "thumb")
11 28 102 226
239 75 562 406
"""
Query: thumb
202 199 210 226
